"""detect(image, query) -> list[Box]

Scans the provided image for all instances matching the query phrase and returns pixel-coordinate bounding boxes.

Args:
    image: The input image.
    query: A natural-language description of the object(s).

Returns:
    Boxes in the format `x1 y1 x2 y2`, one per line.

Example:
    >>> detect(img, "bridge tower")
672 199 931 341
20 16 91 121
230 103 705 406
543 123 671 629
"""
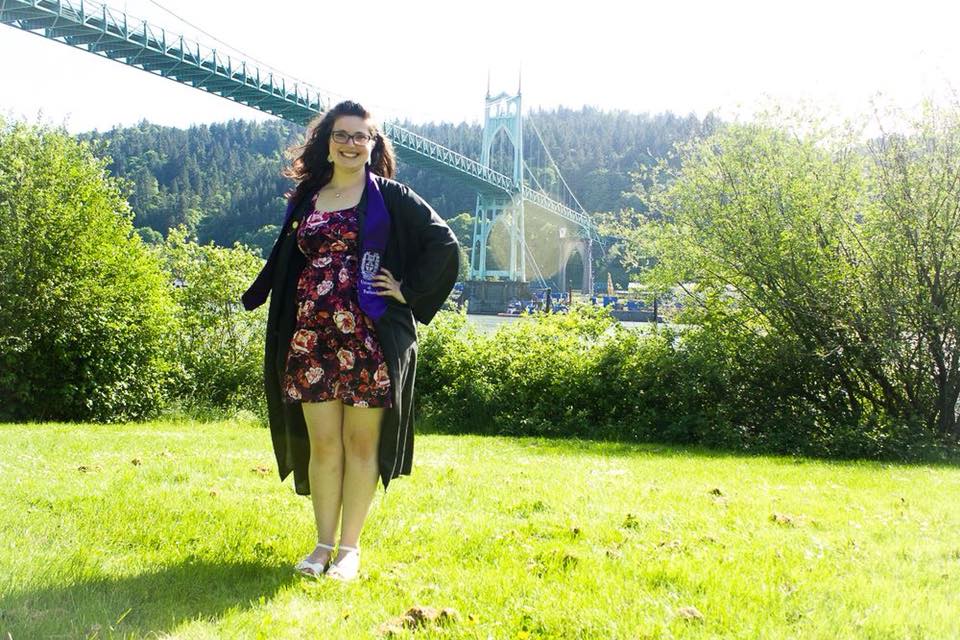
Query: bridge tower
469 82 526 282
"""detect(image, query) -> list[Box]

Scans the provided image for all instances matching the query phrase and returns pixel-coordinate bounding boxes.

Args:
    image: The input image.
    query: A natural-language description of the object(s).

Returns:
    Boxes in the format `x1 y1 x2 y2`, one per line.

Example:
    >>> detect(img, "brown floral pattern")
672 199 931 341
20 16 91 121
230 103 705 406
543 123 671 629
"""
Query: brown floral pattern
282 198 392 408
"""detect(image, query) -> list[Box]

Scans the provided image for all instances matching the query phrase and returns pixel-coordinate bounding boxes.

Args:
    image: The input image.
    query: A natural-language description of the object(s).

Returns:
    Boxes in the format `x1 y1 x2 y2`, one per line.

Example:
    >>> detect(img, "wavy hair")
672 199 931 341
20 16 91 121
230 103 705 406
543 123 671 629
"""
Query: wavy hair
282 100 396 204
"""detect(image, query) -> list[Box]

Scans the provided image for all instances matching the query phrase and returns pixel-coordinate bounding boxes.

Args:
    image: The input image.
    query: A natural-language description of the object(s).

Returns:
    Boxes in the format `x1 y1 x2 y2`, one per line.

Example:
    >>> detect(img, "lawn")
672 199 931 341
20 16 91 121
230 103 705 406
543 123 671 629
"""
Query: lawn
1 418 958 639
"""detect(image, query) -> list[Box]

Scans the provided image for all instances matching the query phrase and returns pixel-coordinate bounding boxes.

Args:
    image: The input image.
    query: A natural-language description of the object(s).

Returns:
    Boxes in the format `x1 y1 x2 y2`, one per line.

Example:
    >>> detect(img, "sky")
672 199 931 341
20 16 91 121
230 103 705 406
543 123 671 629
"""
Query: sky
2 0 959 134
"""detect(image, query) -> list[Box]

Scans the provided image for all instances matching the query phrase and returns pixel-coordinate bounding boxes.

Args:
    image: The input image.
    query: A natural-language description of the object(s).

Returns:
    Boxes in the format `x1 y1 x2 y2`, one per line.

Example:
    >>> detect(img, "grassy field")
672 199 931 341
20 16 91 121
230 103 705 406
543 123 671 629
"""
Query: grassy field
1 418 958 639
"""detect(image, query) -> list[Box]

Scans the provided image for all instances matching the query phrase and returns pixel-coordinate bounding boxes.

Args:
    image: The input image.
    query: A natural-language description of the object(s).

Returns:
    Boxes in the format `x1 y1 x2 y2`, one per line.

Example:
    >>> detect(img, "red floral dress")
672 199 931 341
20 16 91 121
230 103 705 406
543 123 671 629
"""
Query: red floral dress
282 195 392 408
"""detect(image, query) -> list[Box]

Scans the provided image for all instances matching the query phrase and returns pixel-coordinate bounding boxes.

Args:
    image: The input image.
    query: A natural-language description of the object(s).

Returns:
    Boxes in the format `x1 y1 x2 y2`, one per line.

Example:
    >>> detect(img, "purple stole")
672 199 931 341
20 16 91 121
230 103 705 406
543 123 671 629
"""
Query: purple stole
357 168 390 323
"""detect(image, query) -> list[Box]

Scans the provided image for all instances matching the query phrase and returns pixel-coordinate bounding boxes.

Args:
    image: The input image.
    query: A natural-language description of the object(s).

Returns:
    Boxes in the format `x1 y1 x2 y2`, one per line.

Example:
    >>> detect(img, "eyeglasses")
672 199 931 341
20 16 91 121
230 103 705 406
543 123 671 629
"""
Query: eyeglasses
331 130 376 145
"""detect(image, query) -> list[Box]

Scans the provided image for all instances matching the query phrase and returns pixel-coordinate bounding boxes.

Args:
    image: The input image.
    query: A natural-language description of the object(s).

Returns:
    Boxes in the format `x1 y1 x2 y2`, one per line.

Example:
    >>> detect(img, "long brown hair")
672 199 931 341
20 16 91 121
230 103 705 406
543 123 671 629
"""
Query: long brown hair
282 100 397 204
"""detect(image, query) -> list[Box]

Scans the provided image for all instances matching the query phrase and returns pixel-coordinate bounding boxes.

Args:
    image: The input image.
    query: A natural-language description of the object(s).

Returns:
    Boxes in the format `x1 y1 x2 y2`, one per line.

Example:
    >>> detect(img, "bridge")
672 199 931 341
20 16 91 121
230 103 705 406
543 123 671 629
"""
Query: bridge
0 0 599 300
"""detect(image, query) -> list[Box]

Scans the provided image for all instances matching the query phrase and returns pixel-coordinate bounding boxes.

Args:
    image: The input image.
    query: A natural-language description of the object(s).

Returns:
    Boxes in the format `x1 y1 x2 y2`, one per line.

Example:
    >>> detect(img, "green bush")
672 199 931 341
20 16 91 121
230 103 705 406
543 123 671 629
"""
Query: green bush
417 305 948 460
0 120 176 421
636 109 957 456
159 228 266 413
420 305 648 439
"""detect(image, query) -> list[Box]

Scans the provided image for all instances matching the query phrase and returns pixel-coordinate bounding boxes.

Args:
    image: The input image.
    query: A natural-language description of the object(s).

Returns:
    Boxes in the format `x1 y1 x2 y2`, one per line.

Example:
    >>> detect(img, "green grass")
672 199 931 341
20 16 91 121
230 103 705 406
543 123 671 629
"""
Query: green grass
2 419 959 639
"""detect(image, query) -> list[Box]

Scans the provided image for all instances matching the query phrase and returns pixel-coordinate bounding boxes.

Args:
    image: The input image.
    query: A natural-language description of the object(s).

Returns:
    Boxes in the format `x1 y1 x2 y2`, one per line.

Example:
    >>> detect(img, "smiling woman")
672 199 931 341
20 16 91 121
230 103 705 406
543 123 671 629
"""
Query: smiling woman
241 100 460 582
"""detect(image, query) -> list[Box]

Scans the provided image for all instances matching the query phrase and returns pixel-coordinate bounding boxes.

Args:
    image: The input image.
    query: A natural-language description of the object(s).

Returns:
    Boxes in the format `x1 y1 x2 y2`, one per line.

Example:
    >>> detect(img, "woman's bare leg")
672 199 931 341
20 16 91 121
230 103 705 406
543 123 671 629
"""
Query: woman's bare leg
301 400 345 566
334 404 383 568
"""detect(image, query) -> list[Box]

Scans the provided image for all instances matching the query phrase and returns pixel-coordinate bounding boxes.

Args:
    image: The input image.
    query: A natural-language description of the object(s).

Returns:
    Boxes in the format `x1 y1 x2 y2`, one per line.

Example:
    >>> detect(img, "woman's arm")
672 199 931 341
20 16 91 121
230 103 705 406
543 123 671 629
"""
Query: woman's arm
241 196 307 311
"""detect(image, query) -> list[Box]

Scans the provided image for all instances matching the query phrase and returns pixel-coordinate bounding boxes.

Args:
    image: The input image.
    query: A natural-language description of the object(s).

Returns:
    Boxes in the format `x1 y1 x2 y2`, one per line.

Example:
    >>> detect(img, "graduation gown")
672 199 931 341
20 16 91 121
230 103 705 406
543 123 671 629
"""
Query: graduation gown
241 174 460 494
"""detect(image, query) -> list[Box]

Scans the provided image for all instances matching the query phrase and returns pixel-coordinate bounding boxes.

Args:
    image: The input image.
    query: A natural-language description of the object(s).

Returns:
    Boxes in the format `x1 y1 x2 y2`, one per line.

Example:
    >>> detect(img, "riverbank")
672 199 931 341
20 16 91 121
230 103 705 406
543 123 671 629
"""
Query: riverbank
464 312 664 335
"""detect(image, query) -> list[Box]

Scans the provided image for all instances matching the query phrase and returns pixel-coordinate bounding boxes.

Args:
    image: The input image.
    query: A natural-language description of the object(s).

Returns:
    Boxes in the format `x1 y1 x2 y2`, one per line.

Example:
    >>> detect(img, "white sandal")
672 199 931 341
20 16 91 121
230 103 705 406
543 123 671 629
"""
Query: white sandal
295 541 336 577
326 544 360 581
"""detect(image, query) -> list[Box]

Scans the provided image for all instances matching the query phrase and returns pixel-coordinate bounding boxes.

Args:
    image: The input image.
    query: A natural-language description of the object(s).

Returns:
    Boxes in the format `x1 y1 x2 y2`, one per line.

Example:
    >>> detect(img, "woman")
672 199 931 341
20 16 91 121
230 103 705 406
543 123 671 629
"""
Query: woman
242 100 460 581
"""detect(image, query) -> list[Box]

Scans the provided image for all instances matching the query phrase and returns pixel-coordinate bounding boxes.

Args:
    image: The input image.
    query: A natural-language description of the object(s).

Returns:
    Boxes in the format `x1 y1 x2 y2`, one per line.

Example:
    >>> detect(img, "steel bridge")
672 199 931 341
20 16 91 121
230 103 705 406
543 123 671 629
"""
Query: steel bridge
0 0 598 292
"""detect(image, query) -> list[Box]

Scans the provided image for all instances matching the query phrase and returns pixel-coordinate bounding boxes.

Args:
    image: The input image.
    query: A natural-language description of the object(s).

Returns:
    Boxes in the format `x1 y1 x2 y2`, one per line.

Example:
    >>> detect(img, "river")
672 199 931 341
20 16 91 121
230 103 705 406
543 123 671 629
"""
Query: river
463 313 660 335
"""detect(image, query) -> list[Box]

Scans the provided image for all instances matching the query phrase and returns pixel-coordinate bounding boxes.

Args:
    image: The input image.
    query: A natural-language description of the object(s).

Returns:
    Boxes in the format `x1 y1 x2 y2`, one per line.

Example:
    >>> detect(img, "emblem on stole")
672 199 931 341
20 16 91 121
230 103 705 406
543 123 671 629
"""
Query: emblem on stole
360 251 380 281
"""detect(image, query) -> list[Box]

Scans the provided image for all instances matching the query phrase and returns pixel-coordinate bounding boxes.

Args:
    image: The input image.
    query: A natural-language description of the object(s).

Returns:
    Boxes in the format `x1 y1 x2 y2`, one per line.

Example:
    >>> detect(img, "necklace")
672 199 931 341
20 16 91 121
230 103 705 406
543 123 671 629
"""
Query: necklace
328 176 362 200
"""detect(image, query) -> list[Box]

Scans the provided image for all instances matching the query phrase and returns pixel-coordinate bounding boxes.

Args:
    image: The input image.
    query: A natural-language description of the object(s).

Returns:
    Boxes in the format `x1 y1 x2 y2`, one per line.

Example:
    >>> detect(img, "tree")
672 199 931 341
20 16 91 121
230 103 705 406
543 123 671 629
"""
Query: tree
863 103 960 441
642 106 960 452
0 119 176 421
160 228 267 411
445 211 474 281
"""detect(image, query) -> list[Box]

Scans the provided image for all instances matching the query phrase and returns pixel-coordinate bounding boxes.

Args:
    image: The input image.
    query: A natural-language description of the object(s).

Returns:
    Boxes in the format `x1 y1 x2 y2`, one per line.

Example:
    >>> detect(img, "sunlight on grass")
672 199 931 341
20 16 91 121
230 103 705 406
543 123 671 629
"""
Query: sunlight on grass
1 419 958 638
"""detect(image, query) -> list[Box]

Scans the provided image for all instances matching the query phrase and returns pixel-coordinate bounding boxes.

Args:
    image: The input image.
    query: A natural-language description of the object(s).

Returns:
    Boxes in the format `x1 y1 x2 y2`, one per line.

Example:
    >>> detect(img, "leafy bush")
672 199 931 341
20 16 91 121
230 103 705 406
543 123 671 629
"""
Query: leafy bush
418 303 949 460
159 228 266 413
420 306 671 441
636 108 957 455
0 120 176 421
559 106 960 458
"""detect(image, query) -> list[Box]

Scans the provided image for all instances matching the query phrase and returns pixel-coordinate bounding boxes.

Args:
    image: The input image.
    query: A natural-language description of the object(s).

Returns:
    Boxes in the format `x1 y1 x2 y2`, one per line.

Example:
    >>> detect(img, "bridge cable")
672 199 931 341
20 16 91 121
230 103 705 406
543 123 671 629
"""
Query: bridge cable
527 116 606 251
524 114 606 250
527 116 588 215
143 0 283 73
520 227 549 289
523 160 547 194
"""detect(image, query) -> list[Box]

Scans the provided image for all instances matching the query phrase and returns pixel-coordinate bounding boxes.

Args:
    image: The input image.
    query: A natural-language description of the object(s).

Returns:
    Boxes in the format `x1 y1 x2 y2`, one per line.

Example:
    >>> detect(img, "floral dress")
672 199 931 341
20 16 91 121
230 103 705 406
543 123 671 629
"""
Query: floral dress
281 195 392 408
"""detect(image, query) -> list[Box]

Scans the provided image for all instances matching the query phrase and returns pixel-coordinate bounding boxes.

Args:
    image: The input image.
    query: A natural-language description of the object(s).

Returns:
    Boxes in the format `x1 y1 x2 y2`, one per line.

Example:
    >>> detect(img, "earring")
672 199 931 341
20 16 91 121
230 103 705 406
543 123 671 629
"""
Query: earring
327 155 333 162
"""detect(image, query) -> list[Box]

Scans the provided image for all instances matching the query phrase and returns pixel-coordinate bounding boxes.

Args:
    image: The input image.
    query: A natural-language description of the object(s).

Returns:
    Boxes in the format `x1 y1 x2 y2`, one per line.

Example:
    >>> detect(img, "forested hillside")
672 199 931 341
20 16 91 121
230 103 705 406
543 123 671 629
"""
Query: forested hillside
80 107 718 259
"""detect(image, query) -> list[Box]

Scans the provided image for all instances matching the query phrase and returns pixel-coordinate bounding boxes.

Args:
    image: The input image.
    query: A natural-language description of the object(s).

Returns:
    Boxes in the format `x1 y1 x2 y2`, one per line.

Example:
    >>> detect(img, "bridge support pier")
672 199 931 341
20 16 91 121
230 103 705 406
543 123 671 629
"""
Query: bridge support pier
468 86 525 286
470 194 526 281
558 236 594 295
462 280 531 315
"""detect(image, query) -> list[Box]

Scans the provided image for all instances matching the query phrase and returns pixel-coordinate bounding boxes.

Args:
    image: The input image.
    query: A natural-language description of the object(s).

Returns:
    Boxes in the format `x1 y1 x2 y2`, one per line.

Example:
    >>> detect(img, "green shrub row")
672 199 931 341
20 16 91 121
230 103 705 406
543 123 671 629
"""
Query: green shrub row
417 306 947 460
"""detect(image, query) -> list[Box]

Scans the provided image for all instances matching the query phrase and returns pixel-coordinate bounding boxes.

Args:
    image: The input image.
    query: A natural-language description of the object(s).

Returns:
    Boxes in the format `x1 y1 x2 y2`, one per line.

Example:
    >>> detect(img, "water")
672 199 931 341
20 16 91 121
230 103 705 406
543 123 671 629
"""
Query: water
463 313 658 335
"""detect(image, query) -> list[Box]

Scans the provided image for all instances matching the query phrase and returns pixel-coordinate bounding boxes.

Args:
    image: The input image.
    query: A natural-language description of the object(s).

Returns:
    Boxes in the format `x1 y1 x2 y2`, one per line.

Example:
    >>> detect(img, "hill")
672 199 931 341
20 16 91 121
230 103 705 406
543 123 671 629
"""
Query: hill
79 107 718 260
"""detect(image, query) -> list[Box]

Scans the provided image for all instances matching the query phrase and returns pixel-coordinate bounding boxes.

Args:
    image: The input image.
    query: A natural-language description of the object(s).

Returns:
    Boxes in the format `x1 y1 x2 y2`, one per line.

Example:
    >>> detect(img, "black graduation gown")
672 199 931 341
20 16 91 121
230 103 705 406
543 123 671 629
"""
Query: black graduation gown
241 175 460 494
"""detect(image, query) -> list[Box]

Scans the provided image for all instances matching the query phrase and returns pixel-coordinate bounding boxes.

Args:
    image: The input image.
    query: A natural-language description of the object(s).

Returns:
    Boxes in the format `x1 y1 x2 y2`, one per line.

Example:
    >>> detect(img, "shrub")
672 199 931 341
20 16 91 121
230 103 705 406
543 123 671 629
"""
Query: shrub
637 108 959 456
159 228 266 413
421 305 628 437
417 305 949 460
0 120 176 421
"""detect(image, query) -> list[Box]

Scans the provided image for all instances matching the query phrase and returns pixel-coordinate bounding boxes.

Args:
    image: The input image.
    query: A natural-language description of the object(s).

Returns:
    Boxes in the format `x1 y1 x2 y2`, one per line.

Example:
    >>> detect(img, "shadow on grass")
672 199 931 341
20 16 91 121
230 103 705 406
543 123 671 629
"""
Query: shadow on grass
415 415 960 470
1 559 299 638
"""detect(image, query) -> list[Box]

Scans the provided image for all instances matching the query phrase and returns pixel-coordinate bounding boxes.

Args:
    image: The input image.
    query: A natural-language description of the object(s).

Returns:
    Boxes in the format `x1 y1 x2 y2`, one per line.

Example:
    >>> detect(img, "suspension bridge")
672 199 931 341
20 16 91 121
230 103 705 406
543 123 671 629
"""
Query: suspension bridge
0 0 599 308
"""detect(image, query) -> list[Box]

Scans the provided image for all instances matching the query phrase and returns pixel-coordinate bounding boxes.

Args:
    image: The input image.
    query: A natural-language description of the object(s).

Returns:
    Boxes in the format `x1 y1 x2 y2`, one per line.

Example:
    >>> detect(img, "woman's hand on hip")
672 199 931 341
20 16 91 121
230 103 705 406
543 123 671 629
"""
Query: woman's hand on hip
373 268 407 304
